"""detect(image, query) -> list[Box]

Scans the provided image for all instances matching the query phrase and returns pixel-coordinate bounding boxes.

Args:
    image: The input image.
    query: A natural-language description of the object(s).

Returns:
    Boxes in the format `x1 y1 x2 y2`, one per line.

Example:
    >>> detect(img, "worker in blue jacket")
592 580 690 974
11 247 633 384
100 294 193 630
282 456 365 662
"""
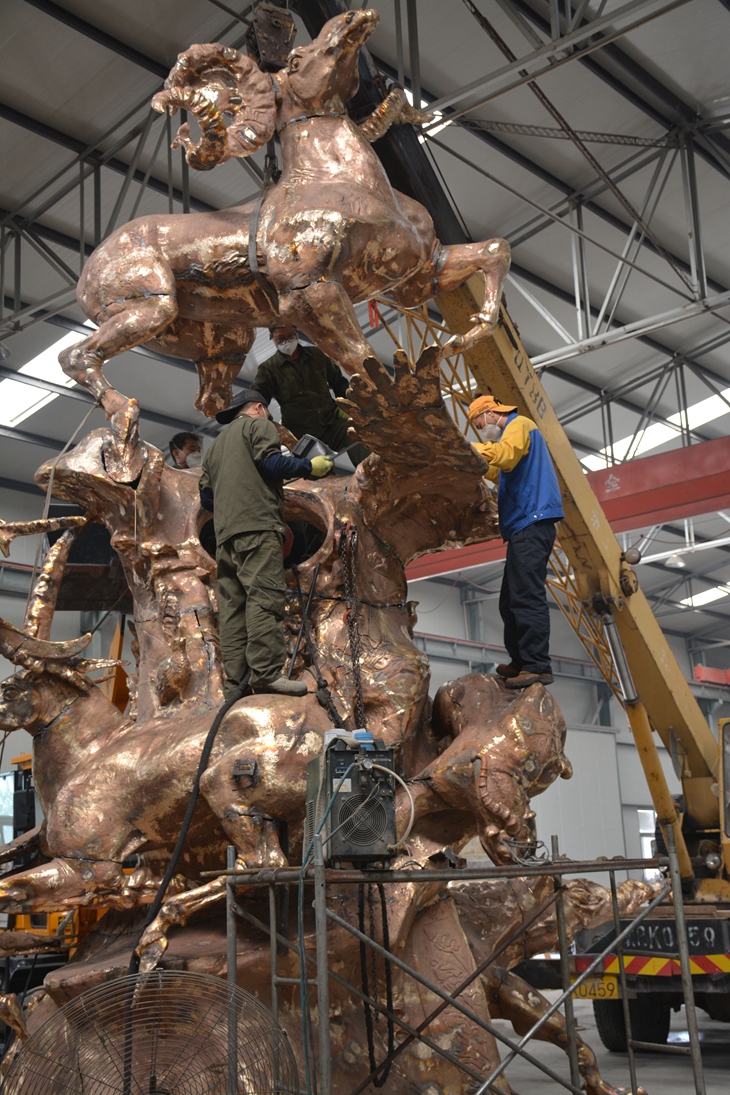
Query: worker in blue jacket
468 394 564 689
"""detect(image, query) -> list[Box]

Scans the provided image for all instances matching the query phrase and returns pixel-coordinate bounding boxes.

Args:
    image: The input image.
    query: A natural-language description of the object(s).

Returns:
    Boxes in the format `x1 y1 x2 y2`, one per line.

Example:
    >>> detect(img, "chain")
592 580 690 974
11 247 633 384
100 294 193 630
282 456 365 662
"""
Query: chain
340 525 366 729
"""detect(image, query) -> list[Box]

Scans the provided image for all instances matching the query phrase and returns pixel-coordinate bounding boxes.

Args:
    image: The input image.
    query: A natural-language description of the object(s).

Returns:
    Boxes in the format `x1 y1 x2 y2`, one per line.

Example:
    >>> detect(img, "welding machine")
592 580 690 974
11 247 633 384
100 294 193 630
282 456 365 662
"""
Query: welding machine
304 731 397 868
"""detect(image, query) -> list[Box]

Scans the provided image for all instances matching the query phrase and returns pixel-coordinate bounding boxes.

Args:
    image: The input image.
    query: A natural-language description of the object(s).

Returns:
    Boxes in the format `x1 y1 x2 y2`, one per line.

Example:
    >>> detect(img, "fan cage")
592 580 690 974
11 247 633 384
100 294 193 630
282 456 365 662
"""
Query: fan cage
336 795 388 846
2 970 298 1095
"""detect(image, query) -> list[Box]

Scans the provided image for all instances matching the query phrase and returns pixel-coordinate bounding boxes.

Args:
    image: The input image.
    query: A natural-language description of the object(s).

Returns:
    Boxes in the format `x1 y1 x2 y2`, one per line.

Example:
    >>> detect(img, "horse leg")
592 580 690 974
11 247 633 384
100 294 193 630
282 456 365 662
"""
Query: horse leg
489 967 646 1095
400 897 512 1093
147 317 255 418
434 237 511 353
60 258 177 416
0 994 29 1046
0 856 169 914
136 810 287 972
277 281 373 377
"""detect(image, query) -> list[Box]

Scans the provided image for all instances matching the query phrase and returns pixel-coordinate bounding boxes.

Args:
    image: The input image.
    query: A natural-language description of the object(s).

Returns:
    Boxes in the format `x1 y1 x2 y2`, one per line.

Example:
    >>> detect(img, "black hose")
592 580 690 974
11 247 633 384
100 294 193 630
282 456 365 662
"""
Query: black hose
287 563 320 679
358 882 395 1088
122 672 251 1095
128 670 251 975
293 571 340 726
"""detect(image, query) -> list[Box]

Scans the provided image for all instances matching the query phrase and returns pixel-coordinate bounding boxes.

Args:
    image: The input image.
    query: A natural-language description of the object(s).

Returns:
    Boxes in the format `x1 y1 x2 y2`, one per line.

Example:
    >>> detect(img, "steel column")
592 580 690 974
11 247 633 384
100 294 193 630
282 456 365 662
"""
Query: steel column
666 828 707 1094
680 133 708 299
393 0 405 87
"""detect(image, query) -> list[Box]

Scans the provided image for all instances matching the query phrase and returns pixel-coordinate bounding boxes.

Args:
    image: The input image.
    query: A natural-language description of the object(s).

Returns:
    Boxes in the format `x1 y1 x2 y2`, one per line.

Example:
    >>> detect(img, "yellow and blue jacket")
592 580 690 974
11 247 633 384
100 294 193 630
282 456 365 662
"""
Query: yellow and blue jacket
474 412 563 541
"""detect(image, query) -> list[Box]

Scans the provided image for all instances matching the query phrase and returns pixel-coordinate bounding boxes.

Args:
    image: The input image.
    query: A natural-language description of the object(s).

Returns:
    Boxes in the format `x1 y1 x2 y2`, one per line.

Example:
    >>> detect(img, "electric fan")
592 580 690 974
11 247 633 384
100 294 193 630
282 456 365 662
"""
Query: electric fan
2 970 298 1095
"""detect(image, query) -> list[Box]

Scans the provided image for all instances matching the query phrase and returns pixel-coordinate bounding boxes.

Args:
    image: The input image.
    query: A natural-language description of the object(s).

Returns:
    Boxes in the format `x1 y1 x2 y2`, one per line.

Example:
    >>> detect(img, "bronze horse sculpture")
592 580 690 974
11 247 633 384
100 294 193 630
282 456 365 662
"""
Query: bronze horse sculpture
0 346 643 1092
59 9 510 420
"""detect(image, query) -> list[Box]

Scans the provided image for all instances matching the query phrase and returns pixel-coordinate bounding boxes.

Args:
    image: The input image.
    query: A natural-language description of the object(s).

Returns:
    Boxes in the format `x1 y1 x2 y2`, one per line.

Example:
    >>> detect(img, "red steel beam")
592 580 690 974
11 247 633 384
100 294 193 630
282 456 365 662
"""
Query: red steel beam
406 436 730 581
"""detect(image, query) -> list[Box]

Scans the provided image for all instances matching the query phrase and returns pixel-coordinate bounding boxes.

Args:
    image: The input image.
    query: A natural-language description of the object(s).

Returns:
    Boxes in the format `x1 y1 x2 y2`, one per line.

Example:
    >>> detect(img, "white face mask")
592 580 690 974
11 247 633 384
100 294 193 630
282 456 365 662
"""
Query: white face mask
185 451 203 468
276 338 298 357
481 424 502 442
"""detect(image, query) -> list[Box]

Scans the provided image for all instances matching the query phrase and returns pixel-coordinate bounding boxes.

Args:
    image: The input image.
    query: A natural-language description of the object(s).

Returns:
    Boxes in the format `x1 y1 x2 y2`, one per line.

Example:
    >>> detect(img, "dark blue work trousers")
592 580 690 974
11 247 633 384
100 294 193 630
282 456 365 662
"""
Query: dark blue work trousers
499 519 556 673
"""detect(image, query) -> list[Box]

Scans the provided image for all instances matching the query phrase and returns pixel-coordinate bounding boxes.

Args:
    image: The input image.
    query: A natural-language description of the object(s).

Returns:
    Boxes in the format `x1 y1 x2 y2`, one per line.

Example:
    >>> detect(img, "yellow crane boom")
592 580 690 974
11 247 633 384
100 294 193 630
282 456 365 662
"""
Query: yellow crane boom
436 281 726 888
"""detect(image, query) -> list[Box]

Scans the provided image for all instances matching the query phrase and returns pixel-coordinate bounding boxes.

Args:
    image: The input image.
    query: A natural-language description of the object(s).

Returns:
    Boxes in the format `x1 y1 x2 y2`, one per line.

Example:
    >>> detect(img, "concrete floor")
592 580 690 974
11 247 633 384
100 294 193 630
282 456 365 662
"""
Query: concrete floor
491 994 730 1094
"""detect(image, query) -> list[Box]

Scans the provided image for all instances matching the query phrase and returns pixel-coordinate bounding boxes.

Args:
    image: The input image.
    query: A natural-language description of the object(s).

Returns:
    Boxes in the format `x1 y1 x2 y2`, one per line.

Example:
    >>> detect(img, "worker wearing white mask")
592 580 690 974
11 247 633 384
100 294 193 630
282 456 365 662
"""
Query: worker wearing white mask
170 432 203 469
253 325 369 468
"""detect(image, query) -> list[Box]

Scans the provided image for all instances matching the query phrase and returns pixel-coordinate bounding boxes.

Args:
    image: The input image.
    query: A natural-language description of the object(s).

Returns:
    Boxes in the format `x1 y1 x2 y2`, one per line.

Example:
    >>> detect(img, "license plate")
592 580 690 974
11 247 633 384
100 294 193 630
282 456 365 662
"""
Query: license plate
571 975 619 999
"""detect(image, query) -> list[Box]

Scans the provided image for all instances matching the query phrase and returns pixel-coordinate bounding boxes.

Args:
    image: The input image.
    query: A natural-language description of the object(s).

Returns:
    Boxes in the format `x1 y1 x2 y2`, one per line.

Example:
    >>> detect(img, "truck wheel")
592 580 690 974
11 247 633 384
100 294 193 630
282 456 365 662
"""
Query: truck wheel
594 998 671 1051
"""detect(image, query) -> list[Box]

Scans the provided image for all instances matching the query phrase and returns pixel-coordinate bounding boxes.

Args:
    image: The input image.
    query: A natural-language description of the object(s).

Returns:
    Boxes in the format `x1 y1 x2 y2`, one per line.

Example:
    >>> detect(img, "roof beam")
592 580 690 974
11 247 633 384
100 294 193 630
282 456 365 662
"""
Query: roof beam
21 0 169 78
0 364 200 434
506 0 730 177
371 51 728 291
0 422 70 451
0 103 216 216
428 0 692 115
0 477 44 497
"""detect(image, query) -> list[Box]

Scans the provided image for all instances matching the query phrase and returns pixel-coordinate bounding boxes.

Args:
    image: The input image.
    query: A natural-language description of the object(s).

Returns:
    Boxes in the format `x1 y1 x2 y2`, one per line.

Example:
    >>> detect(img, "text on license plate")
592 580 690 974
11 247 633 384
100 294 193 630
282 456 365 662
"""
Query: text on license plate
571 975 619 999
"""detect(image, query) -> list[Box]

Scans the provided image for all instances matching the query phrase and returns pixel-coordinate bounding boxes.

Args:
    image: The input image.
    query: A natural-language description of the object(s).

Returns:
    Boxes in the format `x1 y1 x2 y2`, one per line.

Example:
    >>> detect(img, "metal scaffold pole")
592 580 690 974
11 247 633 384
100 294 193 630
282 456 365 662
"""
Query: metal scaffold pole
551 835 581 1088
226 844 238 1095
313 834 332 1095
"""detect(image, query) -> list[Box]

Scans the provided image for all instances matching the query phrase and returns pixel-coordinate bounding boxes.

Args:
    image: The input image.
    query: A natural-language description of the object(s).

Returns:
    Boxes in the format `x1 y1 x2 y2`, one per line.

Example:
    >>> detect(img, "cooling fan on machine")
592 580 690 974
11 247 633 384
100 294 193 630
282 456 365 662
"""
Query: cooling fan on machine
2 970 298 1095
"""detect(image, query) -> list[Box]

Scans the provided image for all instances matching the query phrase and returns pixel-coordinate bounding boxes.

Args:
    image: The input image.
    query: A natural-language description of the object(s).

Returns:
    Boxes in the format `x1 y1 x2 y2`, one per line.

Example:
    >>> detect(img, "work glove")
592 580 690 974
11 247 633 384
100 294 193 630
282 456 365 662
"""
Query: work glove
310 455 334 478
337 408 350 420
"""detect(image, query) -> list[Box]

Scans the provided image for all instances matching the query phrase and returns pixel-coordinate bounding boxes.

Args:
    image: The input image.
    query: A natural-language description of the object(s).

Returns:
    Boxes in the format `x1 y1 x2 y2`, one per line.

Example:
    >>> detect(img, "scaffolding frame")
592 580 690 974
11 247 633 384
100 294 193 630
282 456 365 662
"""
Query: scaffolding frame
219 835 707 1095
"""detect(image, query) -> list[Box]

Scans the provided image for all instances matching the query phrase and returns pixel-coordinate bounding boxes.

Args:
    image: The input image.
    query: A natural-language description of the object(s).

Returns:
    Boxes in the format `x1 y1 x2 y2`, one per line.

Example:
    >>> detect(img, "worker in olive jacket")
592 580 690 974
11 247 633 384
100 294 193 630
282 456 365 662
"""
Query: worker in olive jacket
468 394 564 690
200 388 332 698
253 325 369 468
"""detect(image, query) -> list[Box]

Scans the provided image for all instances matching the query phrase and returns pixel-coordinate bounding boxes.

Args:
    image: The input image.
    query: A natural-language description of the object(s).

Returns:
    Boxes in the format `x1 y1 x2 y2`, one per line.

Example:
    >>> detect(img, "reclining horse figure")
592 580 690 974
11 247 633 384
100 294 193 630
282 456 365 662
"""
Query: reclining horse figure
60 8 510 418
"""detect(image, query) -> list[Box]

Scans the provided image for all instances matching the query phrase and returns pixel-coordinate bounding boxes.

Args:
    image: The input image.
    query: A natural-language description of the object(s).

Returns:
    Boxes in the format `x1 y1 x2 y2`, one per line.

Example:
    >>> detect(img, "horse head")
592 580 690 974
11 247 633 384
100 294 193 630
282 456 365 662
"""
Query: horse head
152 10 379 171
282 9 378 110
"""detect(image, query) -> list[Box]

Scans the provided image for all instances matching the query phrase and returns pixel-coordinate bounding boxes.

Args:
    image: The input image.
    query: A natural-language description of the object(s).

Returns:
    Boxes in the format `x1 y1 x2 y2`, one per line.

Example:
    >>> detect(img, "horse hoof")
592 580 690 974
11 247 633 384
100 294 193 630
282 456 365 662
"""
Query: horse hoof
443 333 465 357
136 939 167 975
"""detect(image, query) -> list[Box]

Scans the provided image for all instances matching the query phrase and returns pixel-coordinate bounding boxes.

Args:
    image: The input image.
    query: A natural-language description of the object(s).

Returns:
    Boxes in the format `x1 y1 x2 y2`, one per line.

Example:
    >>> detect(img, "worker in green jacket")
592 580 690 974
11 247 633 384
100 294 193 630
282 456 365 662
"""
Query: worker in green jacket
199 388 333 699
253 326 369 468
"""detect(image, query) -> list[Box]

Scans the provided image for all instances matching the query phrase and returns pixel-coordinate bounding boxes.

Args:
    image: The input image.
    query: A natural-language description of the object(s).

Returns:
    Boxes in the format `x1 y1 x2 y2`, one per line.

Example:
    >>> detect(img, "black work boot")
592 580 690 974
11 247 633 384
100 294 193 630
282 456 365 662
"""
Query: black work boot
504 669 554 689
253 676 308 697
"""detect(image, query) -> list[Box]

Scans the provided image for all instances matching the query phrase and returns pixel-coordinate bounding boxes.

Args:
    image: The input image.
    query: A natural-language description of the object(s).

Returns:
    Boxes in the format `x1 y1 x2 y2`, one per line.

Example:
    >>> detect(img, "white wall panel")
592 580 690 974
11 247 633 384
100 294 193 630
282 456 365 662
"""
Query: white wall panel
532 727 625 861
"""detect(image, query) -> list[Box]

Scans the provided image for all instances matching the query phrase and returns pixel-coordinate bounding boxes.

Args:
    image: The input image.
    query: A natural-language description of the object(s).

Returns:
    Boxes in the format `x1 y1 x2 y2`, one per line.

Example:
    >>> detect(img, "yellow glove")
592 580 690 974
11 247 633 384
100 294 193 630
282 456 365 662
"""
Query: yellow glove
310 455 334 478
337 408 350 420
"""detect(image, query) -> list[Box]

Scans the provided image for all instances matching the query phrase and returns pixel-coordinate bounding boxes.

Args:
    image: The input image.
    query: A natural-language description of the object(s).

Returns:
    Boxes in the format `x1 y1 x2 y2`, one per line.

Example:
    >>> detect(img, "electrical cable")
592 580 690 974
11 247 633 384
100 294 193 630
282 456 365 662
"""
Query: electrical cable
293 569 340 725
121 670 251 1095
357 881 395 1088
369 763 415 852
288 562 320 679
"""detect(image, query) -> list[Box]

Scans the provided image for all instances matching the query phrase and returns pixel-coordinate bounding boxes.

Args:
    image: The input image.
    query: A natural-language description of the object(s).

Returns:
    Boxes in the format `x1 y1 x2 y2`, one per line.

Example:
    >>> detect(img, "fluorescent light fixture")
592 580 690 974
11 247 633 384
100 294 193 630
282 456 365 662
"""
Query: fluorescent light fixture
679 585 730 607
581 383 730 471
0 326 93 428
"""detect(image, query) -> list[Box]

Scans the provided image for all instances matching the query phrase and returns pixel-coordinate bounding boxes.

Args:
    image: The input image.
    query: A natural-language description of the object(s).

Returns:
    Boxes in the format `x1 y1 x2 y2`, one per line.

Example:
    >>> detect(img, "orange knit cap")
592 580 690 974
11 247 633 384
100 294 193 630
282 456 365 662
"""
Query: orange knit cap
467 394 518 421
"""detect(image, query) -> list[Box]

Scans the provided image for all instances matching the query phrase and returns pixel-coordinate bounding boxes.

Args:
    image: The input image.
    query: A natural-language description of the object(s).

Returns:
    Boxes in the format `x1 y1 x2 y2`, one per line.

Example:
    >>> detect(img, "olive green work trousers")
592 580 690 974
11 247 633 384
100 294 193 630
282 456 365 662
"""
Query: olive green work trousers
216 530 286 697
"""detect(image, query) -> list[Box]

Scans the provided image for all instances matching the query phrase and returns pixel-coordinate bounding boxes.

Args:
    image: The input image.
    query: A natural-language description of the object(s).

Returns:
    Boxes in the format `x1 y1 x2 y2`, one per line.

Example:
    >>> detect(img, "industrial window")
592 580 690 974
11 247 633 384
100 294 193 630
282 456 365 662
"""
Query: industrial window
638 809 661 881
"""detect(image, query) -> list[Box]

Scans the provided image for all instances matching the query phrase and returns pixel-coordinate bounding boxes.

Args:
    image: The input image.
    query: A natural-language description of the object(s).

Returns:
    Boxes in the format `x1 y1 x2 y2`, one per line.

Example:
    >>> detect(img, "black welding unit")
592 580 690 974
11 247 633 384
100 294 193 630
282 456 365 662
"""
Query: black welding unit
304 732 397 868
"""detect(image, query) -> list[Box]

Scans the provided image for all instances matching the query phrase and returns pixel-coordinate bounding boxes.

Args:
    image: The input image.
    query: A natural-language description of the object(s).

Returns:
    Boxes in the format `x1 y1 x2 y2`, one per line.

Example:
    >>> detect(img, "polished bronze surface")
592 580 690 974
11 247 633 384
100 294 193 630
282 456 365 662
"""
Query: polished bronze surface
0 343 645 1090
0 16 648 1083
59 10 509 419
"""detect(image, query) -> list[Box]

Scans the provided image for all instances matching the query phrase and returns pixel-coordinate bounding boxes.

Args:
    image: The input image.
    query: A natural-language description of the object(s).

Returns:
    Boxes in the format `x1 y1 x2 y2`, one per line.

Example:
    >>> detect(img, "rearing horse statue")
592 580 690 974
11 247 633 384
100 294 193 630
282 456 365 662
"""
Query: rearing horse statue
60 8 510 418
